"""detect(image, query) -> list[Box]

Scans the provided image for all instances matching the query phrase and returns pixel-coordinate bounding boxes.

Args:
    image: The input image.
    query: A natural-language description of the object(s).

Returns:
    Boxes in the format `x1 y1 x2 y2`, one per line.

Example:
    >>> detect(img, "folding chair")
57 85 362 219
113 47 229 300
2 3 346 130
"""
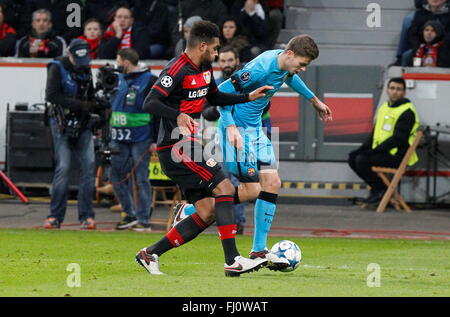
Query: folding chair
151 185 183 231
149 152 184 231
371 130 423 213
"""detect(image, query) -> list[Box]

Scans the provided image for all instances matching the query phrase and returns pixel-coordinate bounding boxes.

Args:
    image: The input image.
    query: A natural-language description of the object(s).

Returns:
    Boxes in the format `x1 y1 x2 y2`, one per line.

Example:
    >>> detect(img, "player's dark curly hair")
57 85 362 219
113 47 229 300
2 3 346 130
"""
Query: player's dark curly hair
187 21 220 48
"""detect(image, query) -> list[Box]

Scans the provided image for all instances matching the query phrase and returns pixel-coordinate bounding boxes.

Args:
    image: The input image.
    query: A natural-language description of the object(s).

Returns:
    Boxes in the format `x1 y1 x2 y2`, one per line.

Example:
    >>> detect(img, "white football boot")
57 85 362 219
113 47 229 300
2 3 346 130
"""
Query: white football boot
249 249 290 271
135 248 164 275
224 255 268 277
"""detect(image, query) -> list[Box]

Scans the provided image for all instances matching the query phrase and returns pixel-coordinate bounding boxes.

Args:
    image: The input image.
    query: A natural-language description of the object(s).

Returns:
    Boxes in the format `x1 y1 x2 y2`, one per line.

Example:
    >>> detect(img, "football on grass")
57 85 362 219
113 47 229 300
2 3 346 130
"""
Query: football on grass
271 240 302 272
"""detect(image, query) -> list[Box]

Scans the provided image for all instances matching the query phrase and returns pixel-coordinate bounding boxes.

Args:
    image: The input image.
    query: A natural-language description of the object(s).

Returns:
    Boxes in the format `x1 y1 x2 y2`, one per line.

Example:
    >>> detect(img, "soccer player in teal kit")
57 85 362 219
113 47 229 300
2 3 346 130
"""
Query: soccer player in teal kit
173 35 333 270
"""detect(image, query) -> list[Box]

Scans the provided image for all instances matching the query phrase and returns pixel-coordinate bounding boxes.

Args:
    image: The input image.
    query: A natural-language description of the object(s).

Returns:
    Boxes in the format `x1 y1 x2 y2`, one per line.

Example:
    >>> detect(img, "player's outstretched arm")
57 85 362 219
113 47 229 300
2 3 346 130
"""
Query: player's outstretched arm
286 74 332 121
310 96 333 122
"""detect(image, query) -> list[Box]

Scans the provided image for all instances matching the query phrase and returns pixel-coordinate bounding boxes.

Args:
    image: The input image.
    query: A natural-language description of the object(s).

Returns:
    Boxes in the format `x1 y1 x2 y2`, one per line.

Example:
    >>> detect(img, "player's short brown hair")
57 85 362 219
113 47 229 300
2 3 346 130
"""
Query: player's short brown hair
285 35 319 61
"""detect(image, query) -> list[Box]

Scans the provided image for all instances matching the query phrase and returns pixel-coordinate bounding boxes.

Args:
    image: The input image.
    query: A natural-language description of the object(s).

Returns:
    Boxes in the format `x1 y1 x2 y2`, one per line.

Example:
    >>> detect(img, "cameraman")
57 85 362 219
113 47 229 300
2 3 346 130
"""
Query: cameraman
44 39 100 230
111 48 157 232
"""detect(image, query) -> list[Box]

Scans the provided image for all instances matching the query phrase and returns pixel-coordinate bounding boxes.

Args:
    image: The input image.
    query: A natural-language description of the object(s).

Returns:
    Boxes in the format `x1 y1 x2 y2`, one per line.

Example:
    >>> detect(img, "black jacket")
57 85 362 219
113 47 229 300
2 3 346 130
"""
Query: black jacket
230 0 268 47
84 0 130 26
0 0 33 38
97 22 151 60
180 0 228 24
16 29 66 58
130 0 169 46
413 20 450 67
0 24 17 56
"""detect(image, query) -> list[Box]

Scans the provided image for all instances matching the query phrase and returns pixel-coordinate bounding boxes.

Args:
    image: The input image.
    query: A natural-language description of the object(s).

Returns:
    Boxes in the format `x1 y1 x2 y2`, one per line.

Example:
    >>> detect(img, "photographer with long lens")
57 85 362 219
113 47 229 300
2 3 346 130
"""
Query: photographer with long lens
44 39 101 230
111 48 158 232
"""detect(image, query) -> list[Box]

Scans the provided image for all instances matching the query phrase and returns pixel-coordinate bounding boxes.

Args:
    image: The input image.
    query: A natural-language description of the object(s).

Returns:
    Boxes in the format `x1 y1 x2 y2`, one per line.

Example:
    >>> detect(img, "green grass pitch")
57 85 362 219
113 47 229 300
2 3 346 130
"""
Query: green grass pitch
0 229 449 297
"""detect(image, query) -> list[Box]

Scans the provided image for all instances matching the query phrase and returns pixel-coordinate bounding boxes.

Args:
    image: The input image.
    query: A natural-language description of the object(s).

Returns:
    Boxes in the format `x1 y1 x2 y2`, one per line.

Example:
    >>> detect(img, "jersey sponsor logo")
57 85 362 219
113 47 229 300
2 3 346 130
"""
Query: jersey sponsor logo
206 158 217 167
203 70 211 84
188 87 208 99
160 75 173 88
247 168 256 176
240 71 251 82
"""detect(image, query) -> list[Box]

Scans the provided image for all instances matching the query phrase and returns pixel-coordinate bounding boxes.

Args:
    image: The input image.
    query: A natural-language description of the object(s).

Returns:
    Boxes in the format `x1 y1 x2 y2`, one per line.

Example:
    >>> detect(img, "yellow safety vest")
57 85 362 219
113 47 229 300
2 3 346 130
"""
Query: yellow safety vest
372 101 419 166
149 152 171 181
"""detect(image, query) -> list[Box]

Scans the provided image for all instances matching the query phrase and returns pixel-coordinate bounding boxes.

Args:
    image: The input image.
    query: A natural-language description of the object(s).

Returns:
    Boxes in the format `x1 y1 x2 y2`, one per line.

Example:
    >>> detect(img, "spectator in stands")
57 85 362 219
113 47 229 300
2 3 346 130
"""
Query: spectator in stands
216 45 241 84
220 17 252 62
30 0 84 42
174 16 203 57
130 0 170 59
0 0 32 39
77 18 102 59
16 9 67 58
402 0 450 65
348 78 420 207
169 0 228 57
0 4 16 56
411 20 450 67
264 0 285 49
180 0 227 25
85 0 130 27
393 0 428 66
231 0 269 58
98 7 150 60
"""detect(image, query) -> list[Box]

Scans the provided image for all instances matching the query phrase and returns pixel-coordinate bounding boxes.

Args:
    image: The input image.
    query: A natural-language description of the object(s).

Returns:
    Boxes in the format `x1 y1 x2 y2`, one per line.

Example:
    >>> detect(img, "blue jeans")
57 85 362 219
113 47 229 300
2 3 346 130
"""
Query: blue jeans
396 11 416 59
48 117 95 223
110 139 152 224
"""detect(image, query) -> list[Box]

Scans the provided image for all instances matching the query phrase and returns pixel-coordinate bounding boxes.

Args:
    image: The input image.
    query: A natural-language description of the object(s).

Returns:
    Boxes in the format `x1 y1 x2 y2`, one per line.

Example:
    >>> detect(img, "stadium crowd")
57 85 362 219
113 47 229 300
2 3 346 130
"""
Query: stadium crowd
0 0 285 62
2 0 449 68
394 0 450 67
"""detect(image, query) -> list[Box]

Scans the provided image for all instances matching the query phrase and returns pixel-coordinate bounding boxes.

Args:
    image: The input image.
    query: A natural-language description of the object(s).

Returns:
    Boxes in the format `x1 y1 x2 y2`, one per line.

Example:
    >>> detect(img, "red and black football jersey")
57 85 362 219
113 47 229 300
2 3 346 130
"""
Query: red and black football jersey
150 52 218 147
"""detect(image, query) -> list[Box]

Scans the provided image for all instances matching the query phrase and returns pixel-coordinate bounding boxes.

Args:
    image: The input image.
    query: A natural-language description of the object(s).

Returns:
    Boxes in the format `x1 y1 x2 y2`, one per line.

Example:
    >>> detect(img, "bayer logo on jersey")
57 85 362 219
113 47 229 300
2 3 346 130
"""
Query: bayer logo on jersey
270 240 302 272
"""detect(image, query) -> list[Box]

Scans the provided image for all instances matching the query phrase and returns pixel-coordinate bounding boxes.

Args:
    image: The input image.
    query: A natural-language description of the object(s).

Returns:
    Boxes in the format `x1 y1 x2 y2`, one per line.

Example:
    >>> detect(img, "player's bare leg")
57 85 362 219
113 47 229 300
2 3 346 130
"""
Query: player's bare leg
236 182 261 202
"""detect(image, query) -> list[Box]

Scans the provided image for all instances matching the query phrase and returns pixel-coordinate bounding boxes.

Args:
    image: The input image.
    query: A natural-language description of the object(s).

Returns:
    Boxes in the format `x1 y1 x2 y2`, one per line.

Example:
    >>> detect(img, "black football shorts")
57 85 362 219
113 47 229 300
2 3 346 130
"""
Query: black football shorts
157 137 226 204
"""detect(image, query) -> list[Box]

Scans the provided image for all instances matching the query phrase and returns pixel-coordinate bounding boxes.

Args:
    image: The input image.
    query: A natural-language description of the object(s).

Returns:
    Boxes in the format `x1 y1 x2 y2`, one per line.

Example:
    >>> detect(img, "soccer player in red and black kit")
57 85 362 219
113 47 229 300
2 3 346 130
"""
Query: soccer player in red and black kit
135 21 273 277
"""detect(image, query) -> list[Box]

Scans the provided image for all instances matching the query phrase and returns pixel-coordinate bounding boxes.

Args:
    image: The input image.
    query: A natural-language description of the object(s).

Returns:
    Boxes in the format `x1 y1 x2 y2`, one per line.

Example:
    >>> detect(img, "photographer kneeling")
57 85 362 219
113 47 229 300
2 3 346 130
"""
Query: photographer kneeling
111 48 157 232
44 39 101 229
